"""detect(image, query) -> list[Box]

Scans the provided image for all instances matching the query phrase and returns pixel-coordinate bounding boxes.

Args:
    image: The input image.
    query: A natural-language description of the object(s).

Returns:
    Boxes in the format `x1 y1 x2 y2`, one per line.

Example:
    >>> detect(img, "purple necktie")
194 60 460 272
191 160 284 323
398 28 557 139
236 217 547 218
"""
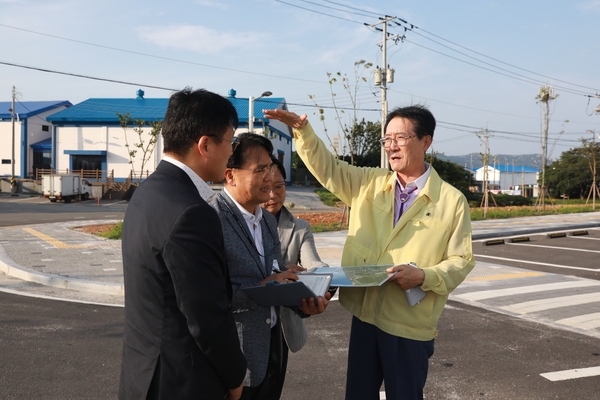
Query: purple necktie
394 184 418 226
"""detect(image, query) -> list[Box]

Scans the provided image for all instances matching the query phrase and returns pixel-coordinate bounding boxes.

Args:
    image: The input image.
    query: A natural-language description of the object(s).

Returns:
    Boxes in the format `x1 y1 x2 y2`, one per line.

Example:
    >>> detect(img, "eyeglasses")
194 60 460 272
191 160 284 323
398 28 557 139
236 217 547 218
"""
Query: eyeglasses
270 183 286 193
379 135 417 147
234 163 277 178
207 135 239 151
222 136 240 151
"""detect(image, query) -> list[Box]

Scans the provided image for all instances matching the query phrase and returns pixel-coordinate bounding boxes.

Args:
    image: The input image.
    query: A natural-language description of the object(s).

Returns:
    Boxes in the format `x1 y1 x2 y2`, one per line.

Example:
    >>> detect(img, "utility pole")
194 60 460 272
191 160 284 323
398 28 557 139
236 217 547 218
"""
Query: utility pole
369 16 401 168
478 129 497 218
535 85 557 210
585 130 599 210
479 130 490 217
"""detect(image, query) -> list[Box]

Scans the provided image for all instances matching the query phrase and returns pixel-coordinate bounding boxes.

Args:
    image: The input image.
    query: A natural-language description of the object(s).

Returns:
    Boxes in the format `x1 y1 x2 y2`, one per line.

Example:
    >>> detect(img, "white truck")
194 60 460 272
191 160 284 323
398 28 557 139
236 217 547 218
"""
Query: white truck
42 174 92 203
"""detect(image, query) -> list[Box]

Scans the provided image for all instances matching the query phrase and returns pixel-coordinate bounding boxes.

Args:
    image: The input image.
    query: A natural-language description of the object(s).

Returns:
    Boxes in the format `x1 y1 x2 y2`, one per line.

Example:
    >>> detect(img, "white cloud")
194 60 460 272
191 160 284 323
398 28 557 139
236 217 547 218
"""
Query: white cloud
576 1 600 12
137 25 265 53
192 0 228 9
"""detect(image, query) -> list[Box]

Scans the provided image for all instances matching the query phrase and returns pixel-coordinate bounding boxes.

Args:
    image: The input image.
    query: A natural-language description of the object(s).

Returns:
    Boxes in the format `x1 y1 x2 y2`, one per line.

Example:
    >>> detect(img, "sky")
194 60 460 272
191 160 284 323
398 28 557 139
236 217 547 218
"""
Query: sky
1 0 599 159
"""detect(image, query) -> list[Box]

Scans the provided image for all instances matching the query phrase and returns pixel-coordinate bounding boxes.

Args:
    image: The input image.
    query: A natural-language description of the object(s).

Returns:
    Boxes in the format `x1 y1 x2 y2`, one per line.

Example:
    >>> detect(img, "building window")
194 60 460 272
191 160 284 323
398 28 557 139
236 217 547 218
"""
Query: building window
71 155 103 171
42 125 50 132
33 152 52 171
1 159 11 164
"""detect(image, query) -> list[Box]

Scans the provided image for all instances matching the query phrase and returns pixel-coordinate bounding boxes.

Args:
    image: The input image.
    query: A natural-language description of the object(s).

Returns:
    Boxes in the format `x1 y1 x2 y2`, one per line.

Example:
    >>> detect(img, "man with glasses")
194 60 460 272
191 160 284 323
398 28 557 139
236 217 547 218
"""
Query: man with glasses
264 105 475 400
120 88 247 400
212 132 329 400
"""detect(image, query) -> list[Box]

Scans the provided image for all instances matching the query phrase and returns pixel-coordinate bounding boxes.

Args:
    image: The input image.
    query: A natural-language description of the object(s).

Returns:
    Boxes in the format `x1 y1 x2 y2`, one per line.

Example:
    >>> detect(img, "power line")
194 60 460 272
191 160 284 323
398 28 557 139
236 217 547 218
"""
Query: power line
400 34 595 97
275 2 598 97
414 26 600 93
274 0 363 24
402 38 592 97
0 60 179 91
320 0 381 17
295 0 374 18
0 23 326 85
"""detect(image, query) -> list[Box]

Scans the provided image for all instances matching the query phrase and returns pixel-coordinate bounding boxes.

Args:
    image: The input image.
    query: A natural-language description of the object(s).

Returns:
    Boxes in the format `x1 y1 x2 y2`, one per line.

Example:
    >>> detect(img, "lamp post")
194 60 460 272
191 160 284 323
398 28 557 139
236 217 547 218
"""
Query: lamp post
248 91 272 133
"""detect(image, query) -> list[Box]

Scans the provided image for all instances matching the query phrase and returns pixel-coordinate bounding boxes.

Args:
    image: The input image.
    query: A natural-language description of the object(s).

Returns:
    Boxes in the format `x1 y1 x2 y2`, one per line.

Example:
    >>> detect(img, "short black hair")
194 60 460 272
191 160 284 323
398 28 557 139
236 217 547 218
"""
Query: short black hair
384 104 435 140
162 87 238 156
271 155 286 180
227 132 274 169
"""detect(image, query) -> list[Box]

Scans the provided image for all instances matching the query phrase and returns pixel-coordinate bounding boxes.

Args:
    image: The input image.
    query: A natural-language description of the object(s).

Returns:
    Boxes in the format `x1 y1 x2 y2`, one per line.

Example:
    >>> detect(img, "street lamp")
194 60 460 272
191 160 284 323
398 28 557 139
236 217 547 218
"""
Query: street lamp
248 91 272 133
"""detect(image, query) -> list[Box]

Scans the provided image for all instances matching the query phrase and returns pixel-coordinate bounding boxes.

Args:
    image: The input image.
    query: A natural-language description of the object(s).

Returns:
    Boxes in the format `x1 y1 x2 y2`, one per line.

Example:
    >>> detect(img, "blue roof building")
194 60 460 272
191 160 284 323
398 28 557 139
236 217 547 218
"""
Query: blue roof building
44 89 293 183
0 100 71 178
475 164 540 192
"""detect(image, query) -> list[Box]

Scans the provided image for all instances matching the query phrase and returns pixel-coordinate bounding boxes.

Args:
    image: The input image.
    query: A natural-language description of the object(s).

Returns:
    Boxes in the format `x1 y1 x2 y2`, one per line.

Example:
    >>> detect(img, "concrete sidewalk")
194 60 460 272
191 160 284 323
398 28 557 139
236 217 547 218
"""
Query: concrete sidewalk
1 210 600 305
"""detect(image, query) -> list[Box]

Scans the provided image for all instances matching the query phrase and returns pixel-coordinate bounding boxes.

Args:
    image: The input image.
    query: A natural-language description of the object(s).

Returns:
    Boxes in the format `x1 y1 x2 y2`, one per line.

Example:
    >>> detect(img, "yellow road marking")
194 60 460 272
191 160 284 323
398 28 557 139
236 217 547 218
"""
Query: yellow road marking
469 271 546 281
22 227 88 249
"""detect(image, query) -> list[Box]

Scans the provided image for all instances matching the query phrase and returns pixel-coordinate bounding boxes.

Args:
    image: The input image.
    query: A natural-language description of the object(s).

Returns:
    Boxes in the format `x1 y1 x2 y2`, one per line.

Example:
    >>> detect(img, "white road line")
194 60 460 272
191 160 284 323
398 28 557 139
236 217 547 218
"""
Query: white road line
454 280 600 301
556 312 600 330
569 235 600 241
0 286 123 307
506 242 600 253
474 254 599 272
540 366 600 381
501 292 600 314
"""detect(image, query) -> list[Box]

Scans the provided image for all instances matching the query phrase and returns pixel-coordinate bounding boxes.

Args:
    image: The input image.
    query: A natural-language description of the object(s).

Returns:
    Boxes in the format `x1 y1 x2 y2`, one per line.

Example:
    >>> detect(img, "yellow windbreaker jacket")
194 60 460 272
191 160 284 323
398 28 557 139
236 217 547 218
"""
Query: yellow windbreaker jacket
294 123 475 341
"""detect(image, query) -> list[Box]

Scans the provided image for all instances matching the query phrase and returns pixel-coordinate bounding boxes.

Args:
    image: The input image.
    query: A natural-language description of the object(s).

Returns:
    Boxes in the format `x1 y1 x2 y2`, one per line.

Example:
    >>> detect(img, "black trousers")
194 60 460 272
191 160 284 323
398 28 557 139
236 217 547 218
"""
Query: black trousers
345 316 434 400
240 323 289 400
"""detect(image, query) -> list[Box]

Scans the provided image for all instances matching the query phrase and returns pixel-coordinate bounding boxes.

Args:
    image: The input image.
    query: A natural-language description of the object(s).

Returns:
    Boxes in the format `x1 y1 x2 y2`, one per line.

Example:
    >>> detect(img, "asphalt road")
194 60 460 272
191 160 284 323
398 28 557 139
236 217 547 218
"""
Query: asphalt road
1 195 599 399
0 195 127 227
0 291 123 399
1 292 598 400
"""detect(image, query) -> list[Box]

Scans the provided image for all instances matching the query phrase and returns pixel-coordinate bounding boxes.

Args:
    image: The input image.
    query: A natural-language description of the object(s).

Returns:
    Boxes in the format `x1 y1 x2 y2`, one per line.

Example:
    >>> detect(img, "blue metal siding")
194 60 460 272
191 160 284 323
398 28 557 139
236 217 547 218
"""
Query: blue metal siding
46 98 169 123
0 101 71 119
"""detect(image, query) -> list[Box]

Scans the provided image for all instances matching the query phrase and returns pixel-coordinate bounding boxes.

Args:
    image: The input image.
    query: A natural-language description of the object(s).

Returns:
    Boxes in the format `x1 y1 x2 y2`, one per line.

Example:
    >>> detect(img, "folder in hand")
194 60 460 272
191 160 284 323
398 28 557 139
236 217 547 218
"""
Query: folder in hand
242 274 332 307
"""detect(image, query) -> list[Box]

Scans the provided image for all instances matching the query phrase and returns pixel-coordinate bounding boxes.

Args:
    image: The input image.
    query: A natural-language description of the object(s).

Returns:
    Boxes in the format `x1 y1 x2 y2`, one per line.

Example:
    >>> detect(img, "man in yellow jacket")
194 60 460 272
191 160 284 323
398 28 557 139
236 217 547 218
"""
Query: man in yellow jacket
264 105 475 400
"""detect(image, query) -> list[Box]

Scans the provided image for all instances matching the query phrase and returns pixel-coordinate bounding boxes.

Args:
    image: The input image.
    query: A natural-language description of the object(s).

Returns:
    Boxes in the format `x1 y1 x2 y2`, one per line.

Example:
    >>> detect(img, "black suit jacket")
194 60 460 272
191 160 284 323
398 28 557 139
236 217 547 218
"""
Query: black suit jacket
119 161 246 399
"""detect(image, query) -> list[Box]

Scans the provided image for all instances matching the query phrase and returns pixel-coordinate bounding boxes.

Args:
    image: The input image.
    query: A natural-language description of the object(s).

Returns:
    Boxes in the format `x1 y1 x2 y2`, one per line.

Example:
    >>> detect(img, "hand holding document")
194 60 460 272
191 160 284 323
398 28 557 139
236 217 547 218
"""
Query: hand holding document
310 264 426 306
310 265 396 287
242 273 332 307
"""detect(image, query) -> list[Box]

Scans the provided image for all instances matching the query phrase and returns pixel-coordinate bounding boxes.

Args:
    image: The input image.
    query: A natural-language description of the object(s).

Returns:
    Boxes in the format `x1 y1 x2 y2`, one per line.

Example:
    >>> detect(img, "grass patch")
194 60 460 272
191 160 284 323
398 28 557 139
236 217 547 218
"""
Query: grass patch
311 222 347 233
99 221 123 239
315 188 342 207
470 204 598 221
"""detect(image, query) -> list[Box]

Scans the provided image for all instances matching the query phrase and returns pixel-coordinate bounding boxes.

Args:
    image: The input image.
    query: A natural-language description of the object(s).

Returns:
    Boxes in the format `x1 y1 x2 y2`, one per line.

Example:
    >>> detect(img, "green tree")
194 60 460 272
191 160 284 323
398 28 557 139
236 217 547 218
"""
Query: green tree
426 155 474 198
546 143 599 199
117 113 162 183
339 119 382 167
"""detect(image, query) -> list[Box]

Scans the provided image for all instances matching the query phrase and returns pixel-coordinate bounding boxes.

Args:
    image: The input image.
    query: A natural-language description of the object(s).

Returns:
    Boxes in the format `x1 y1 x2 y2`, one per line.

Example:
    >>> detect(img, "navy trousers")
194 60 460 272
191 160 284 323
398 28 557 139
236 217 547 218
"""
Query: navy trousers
345 316 434 400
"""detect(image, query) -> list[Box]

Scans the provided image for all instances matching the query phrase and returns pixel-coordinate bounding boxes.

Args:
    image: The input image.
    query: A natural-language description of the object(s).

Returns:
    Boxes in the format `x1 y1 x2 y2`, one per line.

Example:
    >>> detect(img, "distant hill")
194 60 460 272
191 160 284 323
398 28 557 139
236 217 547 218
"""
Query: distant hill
435 153 543 170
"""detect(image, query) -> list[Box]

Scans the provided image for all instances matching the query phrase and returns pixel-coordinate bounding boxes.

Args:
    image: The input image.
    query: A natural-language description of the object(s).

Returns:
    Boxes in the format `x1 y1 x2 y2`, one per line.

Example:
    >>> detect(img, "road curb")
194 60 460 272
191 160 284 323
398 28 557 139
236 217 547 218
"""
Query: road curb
0 245 124 296
472 222 600 240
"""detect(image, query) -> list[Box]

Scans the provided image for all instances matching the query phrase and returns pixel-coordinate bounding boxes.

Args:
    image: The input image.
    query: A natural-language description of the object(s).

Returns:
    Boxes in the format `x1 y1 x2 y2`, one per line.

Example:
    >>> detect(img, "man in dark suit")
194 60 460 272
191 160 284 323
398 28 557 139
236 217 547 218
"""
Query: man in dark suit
119 88 247 400
212 133 329 400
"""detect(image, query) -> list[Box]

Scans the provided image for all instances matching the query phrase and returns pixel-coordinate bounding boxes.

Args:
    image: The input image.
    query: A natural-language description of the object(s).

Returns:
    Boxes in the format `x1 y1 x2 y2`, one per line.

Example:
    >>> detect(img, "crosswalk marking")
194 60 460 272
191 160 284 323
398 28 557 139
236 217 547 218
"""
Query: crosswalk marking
501 292 600 314
540 366 600 381
468 271 545 281
455 280 600 301
474 254 599 272
556 312 600 330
